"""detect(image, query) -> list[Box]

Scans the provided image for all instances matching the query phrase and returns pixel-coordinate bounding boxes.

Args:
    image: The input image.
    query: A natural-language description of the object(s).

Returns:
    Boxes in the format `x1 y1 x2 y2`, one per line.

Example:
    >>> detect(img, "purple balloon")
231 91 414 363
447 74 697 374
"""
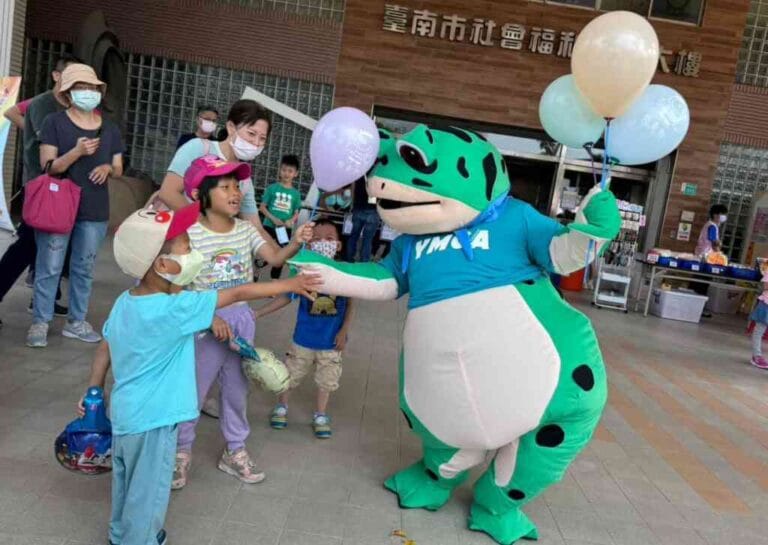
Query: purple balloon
310 107 380 192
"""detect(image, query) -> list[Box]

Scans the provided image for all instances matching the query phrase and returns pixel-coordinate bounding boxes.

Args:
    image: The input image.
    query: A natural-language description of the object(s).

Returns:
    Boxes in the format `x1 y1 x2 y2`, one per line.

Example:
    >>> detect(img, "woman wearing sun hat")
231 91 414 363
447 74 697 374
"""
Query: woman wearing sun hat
27 63 124 348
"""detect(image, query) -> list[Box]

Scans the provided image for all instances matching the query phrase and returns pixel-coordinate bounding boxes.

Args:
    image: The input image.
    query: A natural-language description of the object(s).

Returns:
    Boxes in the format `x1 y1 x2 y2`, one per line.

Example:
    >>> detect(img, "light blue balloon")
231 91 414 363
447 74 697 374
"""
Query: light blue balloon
609 85 690 166
539 75 606 149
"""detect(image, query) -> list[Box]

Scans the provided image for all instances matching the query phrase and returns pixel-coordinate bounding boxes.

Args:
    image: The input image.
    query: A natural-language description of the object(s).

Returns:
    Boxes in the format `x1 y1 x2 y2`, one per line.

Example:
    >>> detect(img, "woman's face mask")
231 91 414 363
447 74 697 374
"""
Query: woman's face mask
718 214 728 224
70 90 101 112
231 133 263 161
229 123 267 161
199 118 217 135
155 250 205 286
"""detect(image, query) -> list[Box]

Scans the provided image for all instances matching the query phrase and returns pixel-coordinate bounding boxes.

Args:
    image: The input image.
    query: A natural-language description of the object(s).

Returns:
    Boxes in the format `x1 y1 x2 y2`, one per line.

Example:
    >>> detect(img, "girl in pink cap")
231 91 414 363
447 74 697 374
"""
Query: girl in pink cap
172 155 313 488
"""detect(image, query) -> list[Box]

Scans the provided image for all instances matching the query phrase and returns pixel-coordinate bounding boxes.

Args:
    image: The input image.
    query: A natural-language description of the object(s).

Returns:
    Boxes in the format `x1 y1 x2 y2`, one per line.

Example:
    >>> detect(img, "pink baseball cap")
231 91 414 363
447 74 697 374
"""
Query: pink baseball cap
183 155 252 198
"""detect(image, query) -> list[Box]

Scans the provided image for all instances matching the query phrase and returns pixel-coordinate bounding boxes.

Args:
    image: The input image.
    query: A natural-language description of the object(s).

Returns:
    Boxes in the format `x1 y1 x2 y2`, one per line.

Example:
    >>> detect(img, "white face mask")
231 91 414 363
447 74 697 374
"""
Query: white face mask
199 118 217 134
309 240 338 260
231 134 263 161
70 90 101 112
155 250 205 286
718 214 727 223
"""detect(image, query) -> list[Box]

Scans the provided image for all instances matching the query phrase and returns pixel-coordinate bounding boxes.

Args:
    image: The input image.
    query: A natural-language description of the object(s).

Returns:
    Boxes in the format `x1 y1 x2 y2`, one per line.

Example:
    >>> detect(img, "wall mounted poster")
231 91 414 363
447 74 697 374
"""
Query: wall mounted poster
677 222 692 241
0 77 21 232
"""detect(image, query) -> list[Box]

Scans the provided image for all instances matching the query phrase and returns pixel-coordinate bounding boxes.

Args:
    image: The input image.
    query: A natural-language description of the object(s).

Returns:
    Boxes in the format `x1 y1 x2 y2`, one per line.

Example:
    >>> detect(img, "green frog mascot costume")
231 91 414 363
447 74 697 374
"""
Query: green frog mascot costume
290 125 620 544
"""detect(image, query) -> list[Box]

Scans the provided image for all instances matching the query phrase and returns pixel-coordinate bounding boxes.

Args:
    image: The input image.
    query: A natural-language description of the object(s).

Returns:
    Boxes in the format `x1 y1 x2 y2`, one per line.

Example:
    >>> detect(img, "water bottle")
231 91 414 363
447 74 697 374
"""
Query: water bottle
55 386 112 474
80 386 110 431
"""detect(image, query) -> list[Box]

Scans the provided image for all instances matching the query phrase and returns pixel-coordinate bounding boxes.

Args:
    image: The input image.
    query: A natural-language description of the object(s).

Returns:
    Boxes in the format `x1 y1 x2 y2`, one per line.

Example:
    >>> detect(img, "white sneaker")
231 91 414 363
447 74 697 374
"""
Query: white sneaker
62 320 102 343
218 448 265 484
26 322 49 348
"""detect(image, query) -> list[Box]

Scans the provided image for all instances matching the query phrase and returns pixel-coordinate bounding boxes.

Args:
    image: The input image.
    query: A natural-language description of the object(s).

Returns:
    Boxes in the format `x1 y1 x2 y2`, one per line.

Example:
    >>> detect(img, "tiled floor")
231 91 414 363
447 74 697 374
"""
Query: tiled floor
0 234 767 545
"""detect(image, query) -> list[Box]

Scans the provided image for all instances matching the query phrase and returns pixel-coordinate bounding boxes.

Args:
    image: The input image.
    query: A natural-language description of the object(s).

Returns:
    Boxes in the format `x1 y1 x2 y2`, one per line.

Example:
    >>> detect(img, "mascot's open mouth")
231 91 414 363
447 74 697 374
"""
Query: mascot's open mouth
378 198 441 210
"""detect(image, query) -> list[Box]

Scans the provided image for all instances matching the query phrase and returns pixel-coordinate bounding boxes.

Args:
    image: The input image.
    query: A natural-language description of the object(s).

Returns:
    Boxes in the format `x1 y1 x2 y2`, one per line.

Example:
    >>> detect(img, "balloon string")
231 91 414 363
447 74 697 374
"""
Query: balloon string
304 188 321 250
289 187 320 301
589 147 599 187
601 121 612 190
583 121 612 287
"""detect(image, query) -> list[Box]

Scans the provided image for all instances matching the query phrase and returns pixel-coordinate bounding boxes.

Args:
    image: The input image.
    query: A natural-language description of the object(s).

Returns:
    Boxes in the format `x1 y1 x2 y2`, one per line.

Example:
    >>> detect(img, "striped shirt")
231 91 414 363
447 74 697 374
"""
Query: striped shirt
188 219 266 291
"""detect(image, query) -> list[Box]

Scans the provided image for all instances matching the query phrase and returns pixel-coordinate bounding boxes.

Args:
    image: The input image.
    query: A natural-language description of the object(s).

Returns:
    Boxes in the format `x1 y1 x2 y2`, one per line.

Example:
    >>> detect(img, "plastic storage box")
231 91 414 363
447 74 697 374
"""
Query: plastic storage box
703 263 730 276
679 259 704 272
650 289 709 323
707 285 743 314
729 266 761 281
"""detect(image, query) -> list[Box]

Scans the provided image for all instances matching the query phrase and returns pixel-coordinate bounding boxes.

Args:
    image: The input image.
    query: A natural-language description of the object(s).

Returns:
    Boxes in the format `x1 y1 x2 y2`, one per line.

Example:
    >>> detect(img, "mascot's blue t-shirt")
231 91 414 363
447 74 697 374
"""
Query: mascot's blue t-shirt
381 198 564 310
294 294 349 350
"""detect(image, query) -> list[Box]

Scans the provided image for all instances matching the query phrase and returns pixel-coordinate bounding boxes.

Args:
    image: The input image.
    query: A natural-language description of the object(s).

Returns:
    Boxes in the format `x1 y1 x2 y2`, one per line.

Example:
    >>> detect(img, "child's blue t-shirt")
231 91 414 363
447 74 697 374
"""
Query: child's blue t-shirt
379 198 564 310
103 289 217 435
293 294 349 351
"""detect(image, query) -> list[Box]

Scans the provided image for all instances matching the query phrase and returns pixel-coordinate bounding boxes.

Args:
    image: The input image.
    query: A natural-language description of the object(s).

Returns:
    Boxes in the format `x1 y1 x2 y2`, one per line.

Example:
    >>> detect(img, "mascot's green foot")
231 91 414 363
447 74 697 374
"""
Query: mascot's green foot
384 460 463 511
468 503 539 545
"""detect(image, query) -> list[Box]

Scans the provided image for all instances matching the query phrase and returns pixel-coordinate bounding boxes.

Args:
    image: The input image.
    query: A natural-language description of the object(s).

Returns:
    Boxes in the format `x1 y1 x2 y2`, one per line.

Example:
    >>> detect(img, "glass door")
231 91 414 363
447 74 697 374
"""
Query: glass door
504 156 559 215
551 164 652 223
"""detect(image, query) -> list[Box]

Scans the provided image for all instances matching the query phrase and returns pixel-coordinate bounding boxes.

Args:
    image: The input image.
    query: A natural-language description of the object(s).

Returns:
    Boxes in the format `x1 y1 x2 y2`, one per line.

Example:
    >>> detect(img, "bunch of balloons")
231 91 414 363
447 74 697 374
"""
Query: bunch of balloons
539 11 690 166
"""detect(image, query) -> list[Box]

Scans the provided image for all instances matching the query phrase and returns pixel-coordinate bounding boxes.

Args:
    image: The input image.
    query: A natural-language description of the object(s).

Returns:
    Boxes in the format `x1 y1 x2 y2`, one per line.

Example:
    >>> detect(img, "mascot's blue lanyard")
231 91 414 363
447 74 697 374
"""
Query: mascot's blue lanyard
400 193 509 274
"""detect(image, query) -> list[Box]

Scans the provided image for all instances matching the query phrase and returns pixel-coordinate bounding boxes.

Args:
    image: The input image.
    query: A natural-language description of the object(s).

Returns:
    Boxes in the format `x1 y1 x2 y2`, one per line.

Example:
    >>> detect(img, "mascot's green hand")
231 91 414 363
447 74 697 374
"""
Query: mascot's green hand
570 189 621 241
289 249 393 281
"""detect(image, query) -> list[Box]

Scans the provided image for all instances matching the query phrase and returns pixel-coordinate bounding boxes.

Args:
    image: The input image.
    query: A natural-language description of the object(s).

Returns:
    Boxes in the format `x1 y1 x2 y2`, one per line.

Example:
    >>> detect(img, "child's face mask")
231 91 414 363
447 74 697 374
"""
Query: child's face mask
156 249 205 286
309 240 338 260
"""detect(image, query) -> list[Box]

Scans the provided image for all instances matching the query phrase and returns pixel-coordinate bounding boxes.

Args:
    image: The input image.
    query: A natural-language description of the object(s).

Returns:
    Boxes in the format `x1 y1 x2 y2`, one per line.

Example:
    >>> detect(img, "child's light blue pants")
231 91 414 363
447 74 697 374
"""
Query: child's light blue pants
109 425 177 545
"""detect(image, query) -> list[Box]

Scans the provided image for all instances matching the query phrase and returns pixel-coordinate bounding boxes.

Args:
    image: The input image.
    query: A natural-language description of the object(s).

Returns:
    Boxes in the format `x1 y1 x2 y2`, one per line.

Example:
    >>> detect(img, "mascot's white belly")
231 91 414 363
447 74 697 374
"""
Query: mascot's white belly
403 285 560 450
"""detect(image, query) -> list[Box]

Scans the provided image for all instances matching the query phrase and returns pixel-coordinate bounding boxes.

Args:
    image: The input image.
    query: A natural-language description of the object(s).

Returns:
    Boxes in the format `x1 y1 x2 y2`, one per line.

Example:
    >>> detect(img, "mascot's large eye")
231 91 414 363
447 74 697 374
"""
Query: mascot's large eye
396 141 437 174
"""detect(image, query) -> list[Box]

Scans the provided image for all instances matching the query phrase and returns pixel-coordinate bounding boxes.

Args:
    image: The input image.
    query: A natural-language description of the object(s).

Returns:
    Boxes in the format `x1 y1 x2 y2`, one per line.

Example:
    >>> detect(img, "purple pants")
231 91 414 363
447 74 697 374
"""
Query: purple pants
177 304 255 453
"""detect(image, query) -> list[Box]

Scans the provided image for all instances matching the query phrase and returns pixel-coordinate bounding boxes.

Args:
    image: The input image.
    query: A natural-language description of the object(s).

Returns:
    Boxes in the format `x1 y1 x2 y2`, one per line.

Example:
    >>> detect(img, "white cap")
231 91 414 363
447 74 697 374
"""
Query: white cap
113 203 200 279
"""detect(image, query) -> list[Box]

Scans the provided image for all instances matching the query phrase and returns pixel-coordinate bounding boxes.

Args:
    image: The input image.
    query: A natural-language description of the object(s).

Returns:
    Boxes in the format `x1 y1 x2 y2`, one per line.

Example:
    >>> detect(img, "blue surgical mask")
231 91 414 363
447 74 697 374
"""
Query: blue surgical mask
70 90 102 112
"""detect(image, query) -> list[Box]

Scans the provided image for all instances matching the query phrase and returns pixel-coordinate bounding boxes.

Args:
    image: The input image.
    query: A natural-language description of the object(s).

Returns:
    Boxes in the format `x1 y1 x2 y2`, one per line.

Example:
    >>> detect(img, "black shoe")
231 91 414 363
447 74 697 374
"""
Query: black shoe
28 301 68 317
109 529 166 545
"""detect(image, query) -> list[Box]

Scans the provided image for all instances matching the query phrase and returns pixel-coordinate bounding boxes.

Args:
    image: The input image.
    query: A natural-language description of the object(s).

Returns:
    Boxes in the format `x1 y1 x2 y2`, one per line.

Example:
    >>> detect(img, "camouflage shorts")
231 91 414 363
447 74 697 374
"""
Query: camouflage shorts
285 343 343 392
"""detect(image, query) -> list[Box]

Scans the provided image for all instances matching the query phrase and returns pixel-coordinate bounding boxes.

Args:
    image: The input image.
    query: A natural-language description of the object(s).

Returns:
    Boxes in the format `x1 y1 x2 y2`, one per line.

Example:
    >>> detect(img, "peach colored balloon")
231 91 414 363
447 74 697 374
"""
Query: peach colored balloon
571 11 659 119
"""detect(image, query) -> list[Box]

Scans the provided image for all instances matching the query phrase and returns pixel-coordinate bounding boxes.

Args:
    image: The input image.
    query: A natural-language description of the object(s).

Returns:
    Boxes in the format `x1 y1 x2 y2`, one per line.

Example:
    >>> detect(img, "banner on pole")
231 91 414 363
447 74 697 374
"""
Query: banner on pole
0 77 21 233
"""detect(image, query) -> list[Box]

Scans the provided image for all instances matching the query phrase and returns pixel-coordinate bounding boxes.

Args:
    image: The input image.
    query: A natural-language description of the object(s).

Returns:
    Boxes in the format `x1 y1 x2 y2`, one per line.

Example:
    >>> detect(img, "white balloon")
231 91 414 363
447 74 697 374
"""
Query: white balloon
609 85 690 166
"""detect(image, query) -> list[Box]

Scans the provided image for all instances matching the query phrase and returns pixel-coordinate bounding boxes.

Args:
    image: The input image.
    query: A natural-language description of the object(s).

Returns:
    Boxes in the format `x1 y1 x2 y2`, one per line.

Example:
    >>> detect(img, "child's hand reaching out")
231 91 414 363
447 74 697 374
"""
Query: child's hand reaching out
212 316 233 341
286 272 323 300
292 222 314 245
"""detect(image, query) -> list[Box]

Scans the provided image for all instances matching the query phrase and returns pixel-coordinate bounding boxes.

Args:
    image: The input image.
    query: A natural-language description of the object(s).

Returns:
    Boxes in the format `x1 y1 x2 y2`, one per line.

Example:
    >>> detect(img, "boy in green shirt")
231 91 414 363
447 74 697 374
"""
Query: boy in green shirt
260 154 303 279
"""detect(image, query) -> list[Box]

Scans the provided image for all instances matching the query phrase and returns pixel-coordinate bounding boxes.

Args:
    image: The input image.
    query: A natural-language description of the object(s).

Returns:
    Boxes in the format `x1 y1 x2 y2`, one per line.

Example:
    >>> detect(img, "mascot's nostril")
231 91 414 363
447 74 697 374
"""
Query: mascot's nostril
381 182 386 190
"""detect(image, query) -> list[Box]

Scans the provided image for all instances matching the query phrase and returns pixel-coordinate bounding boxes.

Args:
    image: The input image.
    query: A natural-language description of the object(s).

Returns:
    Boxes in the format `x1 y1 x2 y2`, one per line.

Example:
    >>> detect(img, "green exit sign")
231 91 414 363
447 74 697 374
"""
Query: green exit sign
682 183 698 196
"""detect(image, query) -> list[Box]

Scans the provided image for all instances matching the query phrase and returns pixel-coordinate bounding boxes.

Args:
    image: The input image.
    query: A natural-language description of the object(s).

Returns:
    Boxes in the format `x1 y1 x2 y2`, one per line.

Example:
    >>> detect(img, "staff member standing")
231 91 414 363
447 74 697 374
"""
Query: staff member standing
692 204 729 317
695 204 728 257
